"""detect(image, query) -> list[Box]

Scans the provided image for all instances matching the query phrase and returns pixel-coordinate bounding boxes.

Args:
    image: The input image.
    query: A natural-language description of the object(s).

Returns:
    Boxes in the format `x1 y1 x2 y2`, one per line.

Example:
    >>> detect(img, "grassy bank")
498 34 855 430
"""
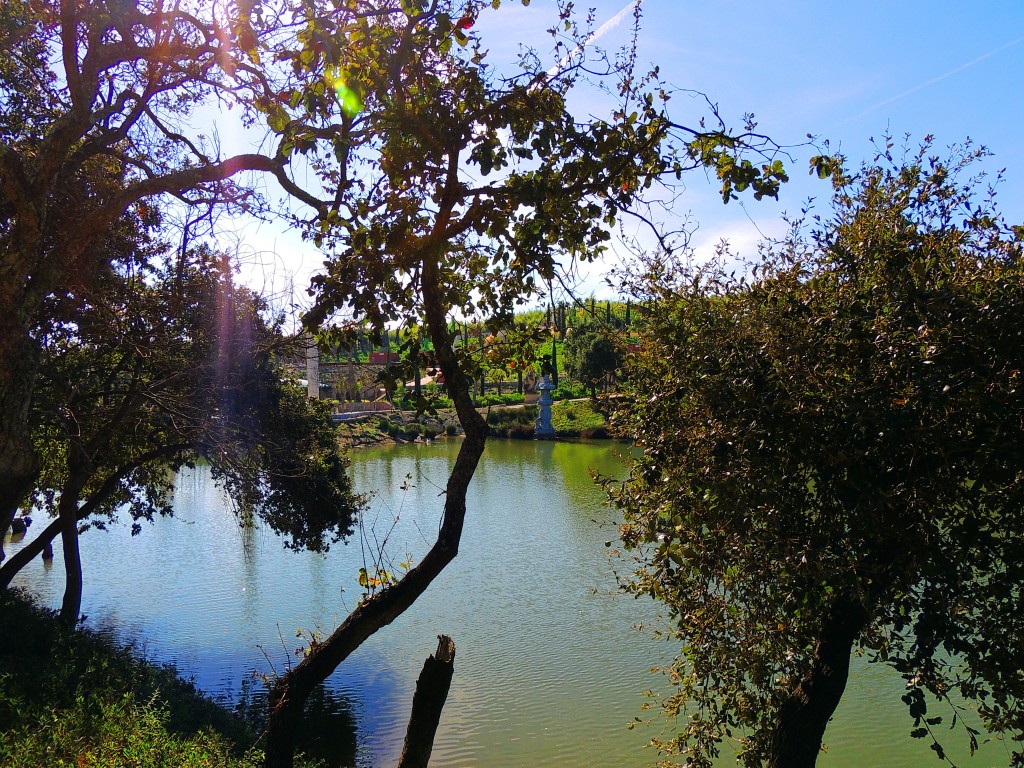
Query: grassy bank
333 399 613 449
550 400 610 439
485 400 611 439
0 591 320 768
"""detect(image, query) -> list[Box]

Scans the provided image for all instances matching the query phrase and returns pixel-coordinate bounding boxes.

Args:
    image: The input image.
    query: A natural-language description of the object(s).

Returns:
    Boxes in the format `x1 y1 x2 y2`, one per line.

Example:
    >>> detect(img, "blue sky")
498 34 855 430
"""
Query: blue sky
625 0 1024 254
230 0 1024 308
508 0 1024 267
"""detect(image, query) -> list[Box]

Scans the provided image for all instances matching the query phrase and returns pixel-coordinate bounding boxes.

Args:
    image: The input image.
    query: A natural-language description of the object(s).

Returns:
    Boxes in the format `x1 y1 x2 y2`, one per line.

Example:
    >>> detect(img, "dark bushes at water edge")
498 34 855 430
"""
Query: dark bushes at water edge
0 590 322 768
486 405 538 438
485 401 613 439
376 416 442 441
370 399 611 440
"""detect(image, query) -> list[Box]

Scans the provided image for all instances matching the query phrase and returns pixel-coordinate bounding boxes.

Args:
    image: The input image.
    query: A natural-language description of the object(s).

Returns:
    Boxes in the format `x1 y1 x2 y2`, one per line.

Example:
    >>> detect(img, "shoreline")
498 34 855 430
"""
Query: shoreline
334 400 614 450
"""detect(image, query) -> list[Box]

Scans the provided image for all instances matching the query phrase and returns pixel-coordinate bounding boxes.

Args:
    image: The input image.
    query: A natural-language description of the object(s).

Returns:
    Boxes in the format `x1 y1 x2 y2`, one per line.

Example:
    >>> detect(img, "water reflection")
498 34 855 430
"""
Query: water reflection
6 439 1002 768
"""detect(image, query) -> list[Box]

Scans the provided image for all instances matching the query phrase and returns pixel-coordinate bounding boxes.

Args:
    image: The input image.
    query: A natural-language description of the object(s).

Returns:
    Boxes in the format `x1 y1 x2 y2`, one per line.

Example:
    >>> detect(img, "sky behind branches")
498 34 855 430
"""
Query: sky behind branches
227 0 1024 311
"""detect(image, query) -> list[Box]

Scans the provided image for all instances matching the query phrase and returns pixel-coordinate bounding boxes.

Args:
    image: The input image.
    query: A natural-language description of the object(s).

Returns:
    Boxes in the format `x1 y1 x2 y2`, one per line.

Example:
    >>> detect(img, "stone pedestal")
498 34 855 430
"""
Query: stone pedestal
534 374 555 439
305 334 319 399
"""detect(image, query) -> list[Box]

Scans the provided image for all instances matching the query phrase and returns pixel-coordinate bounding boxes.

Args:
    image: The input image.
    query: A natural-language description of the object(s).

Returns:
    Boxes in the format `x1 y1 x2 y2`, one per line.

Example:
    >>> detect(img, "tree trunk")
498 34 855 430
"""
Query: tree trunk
261 246 488 768
56 442 91 627
0 321 40 559
414 343 421 398
0 507 14 564
766 595 868 768
0 516 62 589
1 443 185 592
397 635 456 768
58 493 83 627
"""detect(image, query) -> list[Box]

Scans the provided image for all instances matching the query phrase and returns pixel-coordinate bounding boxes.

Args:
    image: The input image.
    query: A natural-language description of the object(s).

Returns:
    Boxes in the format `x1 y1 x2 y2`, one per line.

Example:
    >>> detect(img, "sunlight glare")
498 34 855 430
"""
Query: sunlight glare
325 66 364 117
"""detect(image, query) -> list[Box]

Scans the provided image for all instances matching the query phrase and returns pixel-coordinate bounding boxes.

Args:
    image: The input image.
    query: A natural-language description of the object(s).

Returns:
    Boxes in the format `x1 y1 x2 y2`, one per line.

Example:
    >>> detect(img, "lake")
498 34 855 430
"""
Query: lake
8 439 1004 767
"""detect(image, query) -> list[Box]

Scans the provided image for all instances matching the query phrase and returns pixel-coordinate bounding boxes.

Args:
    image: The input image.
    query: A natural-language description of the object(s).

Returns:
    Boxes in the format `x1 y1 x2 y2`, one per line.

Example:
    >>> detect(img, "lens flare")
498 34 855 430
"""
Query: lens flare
325 67 363 117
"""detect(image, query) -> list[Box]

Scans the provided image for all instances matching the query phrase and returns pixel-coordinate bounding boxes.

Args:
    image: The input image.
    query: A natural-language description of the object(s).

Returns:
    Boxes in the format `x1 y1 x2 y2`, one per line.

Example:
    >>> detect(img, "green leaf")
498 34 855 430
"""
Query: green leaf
267 104 288 133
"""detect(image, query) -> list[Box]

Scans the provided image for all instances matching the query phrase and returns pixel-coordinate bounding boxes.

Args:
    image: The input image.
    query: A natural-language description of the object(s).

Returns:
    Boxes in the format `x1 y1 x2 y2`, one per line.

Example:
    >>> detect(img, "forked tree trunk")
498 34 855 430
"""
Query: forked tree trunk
0 444 186 592
766 595 868 768
0 516 62 589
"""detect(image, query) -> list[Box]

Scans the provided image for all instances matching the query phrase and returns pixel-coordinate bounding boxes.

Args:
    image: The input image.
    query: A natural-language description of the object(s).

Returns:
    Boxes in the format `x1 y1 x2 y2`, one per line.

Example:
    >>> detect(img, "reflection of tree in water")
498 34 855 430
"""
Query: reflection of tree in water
235 677 357 768
297 684 359 768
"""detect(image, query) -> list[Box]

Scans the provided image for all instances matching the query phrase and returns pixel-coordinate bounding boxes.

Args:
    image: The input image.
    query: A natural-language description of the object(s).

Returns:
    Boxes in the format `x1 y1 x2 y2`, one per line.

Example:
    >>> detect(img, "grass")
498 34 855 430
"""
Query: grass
551 399 610 439
0 590 322 768
482 400 611 439
334 398 612 445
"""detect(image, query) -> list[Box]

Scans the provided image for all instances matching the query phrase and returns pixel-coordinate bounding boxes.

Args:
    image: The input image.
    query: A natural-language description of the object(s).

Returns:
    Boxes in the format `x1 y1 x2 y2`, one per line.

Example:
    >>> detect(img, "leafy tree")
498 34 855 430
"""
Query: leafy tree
1 238 361 625
0 0 315 546
563 326 622 396
610 142 1024 768
251 0 787 763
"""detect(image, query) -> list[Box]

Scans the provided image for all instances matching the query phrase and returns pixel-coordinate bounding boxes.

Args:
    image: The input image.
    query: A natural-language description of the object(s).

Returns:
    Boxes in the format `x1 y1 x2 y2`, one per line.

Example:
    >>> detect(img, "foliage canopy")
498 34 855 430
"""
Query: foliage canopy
611 141 1024 767
251 2 790 764
563 326 622 395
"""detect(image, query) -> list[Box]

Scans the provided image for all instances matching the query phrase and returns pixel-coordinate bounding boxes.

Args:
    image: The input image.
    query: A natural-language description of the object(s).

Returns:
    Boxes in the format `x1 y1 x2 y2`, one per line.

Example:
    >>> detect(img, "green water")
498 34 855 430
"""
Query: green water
8 439 1006 767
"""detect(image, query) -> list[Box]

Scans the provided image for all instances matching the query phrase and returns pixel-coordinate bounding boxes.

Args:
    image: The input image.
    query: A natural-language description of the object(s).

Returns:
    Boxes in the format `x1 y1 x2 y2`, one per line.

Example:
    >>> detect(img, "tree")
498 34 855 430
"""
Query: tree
0 0 316 548
610 142 1024 768
563 325 622 396
1 236 361 625
251 0 788 763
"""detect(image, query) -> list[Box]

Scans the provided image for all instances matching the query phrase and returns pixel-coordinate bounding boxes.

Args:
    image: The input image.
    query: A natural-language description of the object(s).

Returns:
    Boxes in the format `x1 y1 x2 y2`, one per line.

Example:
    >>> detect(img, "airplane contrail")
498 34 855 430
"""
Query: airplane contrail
547 0 642 78
839 34 1024 126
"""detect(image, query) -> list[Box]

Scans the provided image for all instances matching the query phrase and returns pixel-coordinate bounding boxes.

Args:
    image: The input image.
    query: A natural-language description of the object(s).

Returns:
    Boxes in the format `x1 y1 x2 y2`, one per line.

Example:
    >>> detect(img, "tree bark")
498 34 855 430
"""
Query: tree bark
0 320 40 558
58 491 84 627
0 507 15 564
56 441 91 627
0 516 62 589
397 635 456 768
766 595 868 768
261 243 488 768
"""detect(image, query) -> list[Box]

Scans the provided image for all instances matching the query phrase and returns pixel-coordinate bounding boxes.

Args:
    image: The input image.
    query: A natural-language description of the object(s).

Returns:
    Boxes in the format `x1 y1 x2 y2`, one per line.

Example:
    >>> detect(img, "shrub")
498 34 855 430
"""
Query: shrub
552 382 586 400
507 423 535 439
0 591 294 768
474 392 524 407
485 405 537 437
551 400 606 437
